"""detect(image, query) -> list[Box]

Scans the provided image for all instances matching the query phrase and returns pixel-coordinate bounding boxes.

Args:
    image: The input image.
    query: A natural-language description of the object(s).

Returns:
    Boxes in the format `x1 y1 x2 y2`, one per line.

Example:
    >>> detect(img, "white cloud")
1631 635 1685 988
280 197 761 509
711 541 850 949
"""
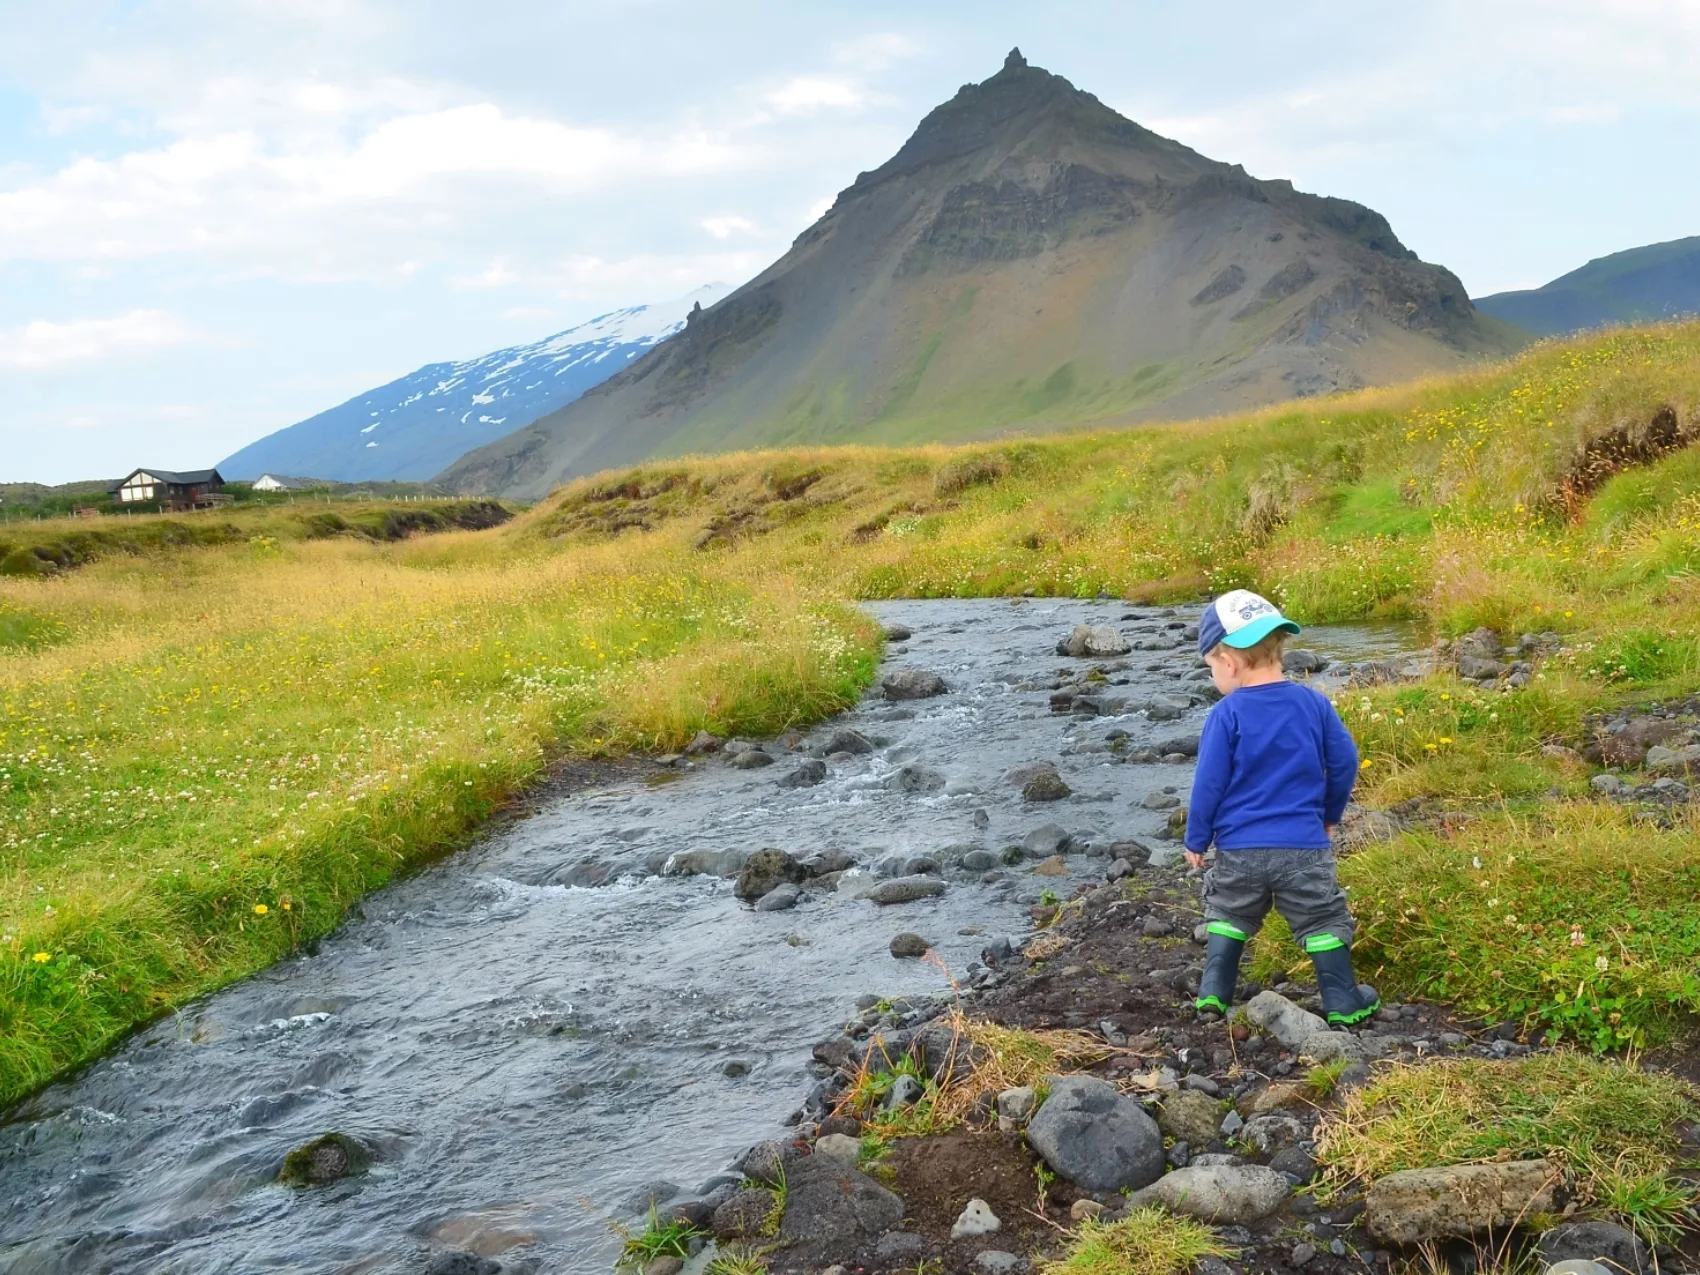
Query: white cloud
764 75 872 116
700 214 758 239
0 100 759 275
0 310 203 370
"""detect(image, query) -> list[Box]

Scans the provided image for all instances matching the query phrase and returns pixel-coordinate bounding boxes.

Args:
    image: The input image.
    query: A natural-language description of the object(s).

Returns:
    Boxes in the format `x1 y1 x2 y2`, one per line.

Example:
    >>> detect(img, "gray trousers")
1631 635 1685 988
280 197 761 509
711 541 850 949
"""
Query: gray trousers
1200 849 1356 950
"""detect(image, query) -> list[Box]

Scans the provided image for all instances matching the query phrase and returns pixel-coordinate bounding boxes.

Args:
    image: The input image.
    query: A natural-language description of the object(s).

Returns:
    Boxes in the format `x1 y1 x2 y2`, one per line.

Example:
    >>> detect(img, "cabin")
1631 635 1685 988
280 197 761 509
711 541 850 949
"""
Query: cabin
252 474 302 492
110 467 226 512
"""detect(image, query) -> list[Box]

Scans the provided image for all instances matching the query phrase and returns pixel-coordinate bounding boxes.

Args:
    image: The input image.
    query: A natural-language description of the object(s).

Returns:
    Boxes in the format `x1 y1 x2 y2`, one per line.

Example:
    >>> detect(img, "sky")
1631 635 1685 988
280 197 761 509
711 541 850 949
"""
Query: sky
2 1 1698 484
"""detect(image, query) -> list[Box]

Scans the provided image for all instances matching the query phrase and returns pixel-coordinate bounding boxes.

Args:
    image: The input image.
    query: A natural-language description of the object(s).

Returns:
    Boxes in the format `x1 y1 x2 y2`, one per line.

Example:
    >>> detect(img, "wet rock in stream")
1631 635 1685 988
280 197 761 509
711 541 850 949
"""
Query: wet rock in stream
882 668 950 699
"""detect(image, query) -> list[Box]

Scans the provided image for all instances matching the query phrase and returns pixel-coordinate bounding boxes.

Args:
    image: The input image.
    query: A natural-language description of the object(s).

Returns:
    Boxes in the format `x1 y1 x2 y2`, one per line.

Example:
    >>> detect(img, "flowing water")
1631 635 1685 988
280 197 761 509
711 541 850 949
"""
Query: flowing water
0 599 1420 1275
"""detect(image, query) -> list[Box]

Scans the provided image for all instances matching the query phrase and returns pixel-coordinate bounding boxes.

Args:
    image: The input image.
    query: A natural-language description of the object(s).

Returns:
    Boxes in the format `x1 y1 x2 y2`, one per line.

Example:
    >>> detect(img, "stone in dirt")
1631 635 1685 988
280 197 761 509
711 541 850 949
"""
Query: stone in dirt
951 1197 1002 1239
1364 1158 1562 1244
1024 1073 1165 1193
875 1231 926 1260
1106 857 1136 882
1244 990 1329 1047
755 883 800 912
776 1155 904 1265
1298 1031 1367 1063
1538 1220 1651 1275
909 1020 987 1083
1269 1145 1318 1184
1126 1163 1291 1224
882 669 949 700
1242 1081 1306 1116
1239 1114 1306 1155
886 1074 924 1108
777 758 827 788
735 849 806 901
685 730 724 754
813 1133 862 1169
889 932 931 959
1159 1090 1224 1149
1057 624 1132 657
1022 771 1072 802
974 1254 1026 1275
712 1187 777 1239
997 1086 1035 1121
868 875 946 905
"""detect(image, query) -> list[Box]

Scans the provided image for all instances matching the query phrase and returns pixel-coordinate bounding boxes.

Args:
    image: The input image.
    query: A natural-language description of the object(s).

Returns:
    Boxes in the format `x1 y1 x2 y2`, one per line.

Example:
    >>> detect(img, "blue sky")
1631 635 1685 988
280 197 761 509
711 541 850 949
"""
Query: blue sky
2 0 1698 483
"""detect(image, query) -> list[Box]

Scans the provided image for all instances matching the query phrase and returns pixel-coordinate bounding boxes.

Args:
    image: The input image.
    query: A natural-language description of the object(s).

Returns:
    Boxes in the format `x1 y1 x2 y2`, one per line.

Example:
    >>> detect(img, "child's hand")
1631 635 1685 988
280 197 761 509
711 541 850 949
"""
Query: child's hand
1184 850 1205 870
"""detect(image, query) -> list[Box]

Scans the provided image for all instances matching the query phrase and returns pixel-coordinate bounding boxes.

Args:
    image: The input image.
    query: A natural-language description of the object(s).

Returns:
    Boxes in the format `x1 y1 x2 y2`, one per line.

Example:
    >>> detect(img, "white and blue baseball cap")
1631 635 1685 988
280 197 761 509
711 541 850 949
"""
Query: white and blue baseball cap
1198 589 1301 655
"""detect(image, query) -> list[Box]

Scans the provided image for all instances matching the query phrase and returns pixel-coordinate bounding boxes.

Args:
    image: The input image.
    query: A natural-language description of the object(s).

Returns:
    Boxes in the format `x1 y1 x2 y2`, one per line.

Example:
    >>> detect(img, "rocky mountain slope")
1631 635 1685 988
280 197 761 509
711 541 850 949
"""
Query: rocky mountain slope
1475 235 1700 337
219 285 725 483
440 50 1521 500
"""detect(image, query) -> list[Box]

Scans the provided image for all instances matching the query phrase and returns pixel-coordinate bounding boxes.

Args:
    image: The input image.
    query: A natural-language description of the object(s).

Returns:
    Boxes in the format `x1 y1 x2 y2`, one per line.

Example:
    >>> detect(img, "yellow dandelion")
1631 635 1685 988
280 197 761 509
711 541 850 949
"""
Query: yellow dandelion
253 903 269 915
32 951 51 963
1360 758 1373 770
1439 736 1453 745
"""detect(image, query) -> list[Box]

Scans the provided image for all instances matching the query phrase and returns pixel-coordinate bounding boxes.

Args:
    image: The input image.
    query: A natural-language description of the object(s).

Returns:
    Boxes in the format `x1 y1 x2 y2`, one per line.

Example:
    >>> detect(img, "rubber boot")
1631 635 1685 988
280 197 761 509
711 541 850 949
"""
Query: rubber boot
1195 924 1247 1018
1307 937 1380 1027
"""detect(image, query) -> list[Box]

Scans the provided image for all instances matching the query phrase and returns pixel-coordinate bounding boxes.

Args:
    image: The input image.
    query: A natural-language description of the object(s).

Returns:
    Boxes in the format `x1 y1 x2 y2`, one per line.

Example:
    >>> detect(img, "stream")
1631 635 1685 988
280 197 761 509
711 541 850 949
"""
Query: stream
0 599 1420 1275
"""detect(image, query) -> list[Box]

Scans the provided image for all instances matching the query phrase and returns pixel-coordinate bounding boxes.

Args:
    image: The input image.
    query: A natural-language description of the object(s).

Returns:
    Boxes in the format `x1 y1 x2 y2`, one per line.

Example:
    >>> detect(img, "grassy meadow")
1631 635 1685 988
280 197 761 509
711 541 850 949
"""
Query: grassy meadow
6 320 1700 1103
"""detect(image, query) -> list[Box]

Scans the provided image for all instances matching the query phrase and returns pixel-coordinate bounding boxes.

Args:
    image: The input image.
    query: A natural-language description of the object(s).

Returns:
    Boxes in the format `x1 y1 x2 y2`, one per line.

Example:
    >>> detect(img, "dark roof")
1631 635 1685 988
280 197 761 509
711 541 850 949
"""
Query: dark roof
111 467 225 492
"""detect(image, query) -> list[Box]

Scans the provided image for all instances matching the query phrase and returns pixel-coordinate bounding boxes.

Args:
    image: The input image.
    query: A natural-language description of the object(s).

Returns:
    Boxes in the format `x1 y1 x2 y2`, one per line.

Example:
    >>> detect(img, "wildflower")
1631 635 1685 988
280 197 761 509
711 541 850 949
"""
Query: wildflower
1595 954 1609 973
253 904 268 915
32 951 51 963
1570 927 1585 947
1360 758 1373 770
1439 736 1453 745
1440 692 1451 701
281 900 291 911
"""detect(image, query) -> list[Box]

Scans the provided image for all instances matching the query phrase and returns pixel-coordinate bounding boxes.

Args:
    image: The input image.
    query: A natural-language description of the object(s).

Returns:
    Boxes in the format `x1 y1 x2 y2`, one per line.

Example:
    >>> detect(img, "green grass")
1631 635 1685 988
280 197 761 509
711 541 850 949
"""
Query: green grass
1038 1207 1228 1275
11 320 1700 1105
615 1207 704 1268
1316 1054 1699 1245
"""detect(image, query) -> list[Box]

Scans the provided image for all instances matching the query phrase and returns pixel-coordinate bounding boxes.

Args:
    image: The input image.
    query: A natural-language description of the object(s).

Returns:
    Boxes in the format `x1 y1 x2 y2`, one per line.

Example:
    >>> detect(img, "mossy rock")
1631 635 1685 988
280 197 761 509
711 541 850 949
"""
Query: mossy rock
278 1132 371 1187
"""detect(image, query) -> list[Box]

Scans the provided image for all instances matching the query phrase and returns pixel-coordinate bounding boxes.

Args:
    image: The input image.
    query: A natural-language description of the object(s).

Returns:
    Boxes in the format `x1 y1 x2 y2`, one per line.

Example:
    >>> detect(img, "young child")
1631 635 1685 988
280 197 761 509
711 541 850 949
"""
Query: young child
1183 589 1379 1027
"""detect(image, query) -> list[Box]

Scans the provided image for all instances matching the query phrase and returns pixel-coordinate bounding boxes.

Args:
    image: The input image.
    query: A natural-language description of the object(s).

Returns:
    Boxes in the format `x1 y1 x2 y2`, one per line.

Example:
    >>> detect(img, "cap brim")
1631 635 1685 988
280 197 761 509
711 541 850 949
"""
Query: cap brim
1220 615 1301 648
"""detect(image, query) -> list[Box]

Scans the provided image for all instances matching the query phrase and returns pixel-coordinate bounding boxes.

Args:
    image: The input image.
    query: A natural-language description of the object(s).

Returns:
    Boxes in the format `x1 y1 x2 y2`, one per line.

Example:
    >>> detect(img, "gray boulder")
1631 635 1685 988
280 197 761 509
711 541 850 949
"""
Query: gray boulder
685 730 724 754
1146 692 1192 721
1538 1221 1651 1275
868 875 946 905
813 1133 862 1169
777 759 827 789
815 728 875 756
1128 1163 1290 1223
712 1187 776 1239
1298 1031 1368 1063
1364 1159 1562 1243
1022 824 1074 857
1024 1074 1165 1193
1458 655 1510 681
1159 1090 1224 1149
663 847 750 878
1058 624 1132 657
1283 649 1329 676
886 764 946 793
1244 990 1329 1047
734 849 806 902
777 1157 905 1265
754 883 800 912
882 669 949 700
732 749 775 769
1239 1114 1306 1155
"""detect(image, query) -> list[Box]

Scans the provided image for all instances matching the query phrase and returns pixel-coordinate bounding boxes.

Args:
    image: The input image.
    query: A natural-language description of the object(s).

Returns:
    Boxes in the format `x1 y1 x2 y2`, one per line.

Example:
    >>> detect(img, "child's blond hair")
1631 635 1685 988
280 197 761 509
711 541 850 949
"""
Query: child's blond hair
1209 630 1289 669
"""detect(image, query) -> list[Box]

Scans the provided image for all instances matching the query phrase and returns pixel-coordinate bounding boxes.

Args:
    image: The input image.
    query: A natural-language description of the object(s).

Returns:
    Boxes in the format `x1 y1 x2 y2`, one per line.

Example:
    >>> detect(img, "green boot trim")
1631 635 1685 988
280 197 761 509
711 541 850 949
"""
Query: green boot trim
1327 995 1381 1027
1207 921 1250 941
1196 995 1229 1014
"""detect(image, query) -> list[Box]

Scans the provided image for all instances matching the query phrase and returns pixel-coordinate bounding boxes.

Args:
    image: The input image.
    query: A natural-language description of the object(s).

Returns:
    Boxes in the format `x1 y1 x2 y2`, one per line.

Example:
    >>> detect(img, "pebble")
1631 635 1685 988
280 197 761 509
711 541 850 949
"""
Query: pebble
951 1198 1002 1239
1069 1199 1105 1221
1291 1243 1318 1266
754 883 800 912
973 1254 1024 1275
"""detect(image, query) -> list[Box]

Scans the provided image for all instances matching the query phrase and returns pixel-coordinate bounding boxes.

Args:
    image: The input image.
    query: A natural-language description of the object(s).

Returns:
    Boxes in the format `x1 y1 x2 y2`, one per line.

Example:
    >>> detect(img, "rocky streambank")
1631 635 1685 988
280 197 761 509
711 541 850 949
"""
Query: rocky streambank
620 854 1663 1275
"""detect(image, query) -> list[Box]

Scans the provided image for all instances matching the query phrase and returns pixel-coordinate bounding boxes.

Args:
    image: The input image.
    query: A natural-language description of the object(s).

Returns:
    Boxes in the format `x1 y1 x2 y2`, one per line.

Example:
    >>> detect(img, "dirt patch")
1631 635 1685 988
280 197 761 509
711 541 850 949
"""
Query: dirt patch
881 1130 1073 1268
1558 403 1695 514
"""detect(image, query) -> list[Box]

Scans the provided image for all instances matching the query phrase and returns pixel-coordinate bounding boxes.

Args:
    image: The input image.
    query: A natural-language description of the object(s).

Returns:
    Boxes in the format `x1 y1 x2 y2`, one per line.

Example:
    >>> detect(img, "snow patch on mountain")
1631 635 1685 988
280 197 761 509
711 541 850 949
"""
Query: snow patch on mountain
220 284 728 483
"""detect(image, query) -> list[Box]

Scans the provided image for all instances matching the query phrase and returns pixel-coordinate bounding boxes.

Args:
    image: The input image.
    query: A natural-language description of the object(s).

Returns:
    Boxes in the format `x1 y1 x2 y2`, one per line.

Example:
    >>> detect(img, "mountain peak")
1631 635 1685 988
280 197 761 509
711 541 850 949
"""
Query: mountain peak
1003 47 1027 72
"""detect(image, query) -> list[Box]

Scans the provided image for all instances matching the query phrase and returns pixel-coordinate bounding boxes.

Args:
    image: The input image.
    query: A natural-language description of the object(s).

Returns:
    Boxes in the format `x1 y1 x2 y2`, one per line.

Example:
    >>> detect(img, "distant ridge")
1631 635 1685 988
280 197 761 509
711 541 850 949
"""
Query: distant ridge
439 50 1521 499
1475 236 1700 337
219 284 727 482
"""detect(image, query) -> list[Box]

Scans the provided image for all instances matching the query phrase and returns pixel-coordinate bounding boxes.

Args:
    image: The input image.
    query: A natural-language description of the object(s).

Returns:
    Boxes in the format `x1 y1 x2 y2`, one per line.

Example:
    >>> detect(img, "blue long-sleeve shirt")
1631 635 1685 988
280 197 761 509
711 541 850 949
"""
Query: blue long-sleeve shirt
1184 681 1359 853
